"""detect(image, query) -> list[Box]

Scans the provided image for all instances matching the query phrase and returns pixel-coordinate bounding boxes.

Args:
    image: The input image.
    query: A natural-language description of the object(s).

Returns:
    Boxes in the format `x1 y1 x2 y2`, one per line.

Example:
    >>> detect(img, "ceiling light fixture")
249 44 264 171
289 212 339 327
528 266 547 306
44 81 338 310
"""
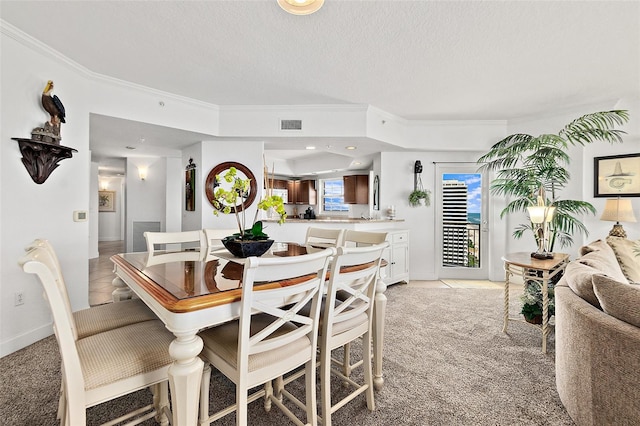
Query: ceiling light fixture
306 146 316 150
346 146 356 150
277 0 324 15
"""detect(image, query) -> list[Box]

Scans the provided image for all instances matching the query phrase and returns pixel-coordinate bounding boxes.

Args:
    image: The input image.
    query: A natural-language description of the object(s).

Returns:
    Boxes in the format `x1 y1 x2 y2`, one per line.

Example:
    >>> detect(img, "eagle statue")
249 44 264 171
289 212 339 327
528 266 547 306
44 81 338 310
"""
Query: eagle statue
41 80 66 129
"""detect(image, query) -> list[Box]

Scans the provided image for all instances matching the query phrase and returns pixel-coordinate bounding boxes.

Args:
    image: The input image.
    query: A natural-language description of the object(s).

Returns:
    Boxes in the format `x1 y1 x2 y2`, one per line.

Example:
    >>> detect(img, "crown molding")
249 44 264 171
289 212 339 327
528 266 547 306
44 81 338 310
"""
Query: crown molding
1 20 219 111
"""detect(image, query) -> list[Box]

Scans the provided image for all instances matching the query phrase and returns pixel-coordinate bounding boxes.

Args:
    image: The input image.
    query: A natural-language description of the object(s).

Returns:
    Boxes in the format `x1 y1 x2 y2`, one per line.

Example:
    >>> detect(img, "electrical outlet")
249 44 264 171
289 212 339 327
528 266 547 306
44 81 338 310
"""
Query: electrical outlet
14 292 24 306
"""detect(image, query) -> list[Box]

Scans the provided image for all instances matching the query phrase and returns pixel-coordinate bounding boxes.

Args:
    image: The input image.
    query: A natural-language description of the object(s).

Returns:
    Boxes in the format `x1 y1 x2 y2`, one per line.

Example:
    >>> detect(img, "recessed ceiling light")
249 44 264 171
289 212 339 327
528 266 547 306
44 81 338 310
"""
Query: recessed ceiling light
353 161 361 165
346 146 357 150
125 146 136 150
306 146 316 150
277 0 324 15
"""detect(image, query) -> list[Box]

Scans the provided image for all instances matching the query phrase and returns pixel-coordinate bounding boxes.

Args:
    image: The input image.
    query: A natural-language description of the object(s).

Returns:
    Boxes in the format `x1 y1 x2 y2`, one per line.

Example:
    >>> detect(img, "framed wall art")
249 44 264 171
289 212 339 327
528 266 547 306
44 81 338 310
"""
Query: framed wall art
594 153 640 197
98 190 116 212
185 158 196 211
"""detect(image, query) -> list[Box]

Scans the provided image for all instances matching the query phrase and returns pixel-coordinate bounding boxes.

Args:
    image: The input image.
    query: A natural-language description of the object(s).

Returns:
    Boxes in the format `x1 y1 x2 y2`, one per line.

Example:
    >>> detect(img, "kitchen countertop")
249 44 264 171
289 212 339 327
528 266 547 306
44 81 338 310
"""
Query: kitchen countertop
263 218 404 223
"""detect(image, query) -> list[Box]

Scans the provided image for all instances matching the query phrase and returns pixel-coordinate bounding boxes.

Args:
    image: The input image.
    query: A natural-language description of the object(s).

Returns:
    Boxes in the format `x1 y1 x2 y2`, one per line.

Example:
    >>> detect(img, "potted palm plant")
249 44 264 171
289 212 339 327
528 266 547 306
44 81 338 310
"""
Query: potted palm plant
477 110 629 251
211 166 286 257
477 110 629 322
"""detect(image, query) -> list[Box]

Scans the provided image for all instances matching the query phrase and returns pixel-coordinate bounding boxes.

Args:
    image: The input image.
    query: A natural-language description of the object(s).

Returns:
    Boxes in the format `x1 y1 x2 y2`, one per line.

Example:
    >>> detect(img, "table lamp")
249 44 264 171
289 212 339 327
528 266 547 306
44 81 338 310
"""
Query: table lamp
527 204 556 260
600 198 637 238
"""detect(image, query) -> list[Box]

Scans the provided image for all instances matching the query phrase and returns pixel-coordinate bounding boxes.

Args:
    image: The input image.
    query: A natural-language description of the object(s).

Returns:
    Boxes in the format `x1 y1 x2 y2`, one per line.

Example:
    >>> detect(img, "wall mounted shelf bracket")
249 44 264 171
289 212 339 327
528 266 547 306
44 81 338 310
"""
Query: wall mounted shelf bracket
12 138 77 184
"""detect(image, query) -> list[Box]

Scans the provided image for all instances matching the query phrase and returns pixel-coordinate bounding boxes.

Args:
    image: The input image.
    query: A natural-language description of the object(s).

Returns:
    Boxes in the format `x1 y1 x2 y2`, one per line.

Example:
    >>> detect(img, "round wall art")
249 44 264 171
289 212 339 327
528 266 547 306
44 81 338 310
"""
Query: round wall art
205 161 257 213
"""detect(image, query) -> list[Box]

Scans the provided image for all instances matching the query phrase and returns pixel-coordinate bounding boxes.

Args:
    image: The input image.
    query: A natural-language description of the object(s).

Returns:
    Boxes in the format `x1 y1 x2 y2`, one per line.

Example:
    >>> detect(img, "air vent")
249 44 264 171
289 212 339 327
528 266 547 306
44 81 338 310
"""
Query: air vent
280 119 302 130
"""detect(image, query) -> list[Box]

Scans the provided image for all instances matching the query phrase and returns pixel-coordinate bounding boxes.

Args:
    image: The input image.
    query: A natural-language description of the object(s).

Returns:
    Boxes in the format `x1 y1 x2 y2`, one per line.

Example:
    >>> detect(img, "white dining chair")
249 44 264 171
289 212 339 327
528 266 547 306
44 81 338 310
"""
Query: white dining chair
338 230 388 376
19 245 175 426
305 227 345 253
144 230 206 253
24 239 157 339
343 230 388 247
203 228 238 250
197 248 335 426
318 243 387 425
283 243 387 425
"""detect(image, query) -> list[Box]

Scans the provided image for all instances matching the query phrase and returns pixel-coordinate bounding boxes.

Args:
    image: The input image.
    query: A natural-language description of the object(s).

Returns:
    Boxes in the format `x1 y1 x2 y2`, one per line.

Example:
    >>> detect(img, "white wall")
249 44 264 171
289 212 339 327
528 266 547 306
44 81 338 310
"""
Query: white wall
0 24 220 356
379 151 505 281
89 162 100 258
97 176 124 242
1 31 91 355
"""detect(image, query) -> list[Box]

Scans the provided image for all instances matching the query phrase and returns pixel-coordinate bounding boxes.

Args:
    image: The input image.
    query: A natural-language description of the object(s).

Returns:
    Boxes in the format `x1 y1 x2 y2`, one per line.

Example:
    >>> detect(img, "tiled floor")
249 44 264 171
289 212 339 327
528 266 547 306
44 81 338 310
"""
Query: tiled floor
89 240 509 306
89 240 124 306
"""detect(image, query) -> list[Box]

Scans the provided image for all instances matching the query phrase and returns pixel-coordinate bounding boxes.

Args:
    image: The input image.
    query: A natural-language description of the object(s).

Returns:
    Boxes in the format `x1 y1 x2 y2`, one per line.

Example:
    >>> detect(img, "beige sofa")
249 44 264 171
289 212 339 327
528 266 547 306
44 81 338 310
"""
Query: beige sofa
555 237 640 426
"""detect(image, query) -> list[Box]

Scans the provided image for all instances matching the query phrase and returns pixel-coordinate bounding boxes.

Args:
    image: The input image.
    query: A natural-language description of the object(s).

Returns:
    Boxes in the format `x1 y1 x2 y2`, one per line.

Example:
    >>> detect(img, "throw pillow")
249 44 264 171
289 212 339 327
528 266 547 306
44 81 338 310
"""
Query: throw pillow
578 246 629 285
558 261 602 308
606 236 640 284
579 239 610 256
592 274 640 328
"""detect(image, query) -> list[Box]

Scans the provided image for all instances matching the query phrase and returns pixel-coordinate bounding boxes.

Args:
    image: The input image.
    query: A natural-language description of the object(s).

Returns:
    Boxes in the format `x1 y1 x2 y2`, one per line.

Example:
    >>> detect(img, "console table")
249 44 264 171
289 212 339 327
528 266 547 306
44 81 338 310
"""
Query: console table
502 252 569 353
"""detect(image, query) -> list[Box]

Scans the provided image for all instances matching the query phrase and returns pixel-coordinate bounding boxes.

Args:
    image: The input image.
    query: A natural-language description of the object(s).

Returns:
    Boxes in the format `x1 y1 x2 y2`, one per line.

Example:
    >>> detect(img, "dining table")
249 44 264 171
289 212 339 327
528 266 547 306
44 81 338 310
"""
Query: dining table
110 242 390 426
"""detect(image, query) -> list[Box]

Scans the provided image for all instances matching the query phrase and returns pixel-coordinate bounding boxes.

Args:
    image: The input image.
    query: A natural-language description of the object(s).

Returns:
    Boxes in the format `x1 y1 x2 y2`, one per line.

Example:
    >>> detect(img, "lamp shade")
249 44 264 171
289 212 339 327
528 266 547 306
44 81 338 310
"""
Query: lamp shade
527 206 555 224
600 199 637 223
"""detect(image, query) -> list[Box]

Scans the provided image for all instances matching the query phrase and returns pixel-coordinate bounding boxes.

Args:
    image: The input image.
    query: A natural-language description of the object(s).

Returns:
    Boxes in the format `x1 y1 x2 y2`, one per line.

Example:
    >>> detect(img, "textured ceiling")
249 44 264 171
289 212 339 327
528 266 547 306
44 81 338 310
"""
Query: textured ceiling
2 0 639 170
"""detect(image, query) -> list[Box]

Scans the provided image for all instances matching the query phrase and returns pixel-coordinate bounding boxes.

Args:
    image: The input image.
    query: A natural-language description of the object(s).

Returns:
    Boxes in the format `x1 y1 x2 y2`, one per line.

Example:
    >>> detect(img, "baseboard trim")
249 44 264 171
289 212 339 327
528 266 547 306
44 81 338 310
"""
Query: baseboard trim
0 322 53 358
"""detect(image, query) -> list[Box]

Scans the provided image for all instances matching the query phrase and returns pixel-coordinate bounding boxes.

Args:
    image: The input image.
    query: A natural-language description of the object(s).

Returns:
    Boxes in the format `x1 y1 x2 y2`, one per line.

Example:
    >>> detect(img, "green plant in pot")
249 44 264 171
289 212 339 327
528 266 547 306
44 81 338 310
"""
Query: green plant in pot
408 189 431 207
477 110 628 251
520 280 556 324
408 160 431 207
211 166 286 257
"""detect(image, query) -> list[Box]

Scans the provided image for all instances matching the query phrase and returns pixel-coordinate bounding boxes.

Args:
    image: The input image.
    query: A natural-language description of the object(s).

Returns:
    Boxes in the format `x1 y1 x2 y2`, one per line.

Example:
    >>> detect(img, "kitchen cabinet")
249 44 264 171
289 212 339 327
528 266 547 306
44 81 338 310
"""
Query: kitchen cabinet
381 229 409 285
343 174 369 204
287 179 316 205
272 179 288 190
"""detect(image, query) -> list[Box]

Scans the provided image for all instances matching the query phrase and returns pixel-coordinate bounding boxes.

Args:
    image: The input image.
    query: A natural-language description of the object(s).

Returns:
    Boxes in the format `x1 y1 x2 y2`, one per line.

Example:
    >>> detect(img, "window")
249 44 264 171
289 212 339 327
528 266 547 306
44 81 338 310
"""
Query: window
322 179 349 212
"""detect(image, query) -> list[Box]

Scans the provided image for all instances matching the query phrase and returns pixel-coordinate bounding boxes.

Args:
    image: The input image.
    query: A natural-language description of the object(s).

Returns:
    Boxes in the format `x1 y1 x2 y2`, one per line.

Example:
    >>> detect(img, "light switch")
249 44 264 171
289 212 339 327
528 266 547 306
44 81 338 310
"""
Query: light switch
73 210 88 222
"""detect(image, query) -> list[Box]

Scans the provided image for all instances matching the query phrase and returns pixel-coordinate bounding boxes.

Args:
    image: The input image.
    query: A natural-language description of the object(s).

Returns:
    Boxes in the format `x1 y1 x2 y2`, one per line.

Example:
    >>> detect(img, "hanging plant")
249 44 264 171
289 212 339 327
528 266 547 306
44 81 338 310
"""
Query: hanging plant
409 160 431 207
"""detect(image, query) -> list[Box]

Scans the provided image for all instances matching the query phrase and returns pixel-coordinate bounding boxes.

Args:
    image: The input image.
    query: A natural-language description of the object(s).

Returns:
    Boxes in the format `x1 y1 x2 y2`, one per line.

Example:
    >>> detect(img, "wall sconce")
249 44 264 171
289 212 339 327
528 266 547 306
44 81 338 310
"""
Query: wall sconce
138 167 148 181
600 197 637 238
100 179 109 191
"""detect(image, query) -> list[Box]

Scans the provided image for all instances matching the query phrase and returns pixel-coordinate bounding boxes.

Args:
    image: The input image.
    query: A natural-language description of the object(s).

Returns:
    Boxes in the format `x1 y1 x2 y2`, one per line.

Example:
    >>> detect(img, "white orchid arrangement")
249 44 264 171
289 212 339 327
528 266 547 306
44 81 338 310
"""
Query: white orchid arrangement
211 167 286 240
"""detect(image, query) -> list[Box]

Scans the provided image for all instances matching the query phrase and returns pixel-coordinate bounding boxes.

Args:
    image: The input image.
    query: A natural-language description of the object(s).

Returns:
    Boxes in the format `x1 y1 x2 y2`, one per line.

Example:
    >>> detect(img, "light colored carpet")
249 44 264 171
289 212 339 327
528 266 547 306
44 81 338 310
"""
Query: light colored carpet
0 284 574 425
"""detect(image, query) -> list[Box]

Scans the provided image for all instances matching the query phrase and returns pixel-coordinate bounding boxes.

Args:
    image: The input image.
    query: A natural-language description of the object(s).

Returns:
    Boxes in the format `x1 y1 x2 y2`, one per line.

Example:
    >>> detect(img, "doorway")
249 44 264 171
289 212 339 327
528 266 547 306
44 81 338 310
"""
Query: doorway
435 163 489 279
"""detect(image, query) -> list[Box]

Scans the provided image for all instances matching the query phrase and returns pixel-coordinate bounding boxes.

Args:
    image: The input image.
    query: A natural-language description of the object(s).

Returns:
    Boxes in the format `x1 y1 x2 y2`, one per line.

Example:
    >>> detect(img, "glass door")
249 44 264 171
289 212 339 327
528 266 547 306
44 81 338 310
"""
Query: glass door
435 163 489 279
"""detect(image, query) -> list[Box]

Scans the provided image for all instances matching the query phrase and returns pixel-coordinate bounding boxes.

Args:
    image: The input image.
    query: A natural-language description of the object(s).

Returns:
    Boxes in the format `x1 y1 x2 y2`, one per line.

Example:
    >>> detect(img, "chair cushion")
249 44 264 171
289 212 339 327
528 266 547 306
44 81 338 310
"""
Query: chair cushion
606 236 640 284
74 298 157 339
592 274 640 327
77 320 174 390
199 315 311 372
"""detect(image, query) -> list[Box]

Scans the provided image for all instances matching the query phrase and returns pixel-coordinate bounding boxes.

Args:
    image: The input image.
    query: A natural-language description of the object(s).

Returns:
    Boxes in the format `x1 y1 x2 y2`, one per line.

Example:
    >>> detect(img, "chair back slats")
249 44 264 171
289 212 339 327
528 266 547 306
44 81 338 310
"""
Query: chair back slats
324 243 388 340
343 230 388 247
203 228 237 249
237 248 335 367
144 230 206 253
305 227 346 253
